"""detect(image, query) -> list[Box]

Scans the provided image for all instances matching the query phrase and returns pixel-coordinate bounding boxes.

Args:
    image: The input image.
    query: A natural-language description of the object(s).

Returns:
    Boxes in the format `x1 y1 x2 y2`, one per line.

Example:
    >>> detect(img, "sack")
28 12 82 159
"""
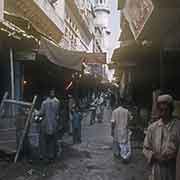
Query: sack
119 143 131 160
119 130 132 160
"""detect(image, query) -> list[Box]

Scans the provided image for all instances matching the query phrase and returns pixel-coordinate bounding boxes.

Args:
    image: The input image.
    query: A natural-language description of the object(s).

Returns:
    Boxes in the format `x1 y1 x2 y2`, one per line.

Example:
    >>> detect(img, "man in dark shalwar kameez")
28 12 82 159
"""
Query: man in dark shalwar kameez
143 94 180 180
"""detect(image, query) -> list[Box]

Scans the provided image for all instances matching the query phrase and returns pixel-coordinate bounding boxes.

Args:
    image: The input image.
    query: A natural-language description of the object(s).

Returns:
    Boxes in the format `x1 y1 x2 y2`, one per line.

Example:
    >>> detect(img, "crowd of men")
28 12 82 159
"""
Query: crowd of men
17 88 180 180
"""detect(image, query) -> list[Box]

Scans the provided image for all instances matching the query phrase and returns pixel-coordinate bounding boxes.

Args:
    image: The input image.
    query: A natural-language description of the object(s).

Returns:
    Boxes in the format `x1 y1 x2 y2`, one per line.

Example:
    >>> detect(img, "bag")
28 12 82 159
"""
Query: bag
119 130 132 160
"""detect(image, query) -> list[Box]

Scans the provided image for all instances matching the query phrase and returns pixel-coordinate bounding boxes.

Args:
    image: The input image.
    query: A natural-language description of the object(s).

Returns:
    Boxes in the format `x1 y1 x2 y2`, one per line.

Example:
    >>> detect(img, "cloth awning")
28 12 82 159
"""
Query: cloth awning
39 38 84 71
39 38 107 71
0 18 39 50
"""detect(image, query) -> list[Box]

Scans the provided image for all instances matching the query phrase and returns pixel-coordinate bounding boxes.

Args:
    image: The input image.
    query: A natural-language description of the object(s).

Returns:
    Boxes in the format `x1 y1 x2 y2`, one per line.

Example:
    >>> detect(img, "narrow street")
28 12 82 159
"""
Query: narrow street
0 108 149 180
1 0 180 180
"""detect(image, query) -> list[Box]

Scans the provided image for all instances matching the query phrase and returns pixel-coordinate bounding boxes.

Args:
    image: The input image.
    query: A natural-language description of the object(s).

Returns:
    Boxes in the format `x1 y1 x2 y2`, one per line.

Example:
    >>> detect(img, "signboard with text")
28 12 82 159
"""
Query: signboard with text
15 51 36 61
0 0 4 22
123 0 154 40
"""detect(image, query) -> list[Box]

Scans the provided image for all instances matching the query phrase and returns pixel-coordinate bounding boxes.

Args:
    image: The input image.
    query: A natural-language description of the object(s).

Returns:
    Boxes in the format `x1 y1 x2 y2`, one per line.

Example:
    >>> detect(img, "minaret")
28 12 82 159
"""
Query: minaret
94 0 111 52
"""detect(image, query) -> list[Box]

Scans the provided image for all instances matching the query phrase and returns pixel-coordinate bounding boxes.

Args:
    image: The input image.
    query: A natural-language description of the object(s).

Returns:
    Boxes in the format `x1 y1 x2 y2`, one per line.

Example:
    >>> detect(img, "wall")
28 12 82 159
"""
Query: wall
59 0 94 51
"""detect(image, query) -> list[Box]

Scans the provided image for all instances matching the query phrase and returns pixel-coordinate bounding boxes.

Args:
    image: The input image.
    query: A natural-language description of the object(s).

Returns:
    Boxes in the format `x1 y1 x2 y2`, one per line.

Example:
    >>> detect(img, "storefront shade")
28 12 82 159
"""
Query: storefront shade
39 38 83 71
39 38 107 71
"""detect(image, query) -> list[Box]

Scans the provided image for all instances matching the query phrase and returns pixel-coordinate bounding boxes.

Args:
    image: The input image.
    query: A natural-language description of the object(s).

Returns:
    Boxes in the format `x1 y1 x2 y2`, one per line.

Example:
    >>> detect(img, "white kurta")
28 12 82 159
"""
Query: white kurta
111 106 129 144
111 106 132 159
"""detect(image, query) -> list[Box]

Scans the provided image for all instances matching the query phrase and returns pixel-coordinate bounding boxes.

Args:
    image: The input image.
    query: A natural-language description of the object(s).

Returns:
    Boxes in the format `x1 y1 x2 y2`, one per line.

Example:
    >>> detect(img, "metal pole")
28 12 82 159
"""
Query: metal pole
10 48 15 100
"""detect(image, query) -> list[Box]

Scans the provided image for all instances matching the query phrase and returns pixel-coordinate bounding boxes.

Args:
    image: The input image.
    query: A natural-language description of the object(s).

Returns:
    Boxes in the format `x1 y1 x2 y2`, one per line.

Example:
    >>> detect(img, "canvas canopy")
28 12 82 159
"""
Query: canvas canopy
39 38 106 71
39 38 84 71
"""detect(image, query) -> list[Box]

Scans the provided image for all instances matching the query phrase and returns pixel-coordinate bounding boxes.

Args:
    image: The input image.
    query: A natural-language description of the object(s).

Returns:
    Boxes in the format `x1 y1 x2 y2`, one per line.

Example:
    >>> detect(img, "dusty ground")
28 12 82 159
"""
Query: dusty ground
0 108 150 180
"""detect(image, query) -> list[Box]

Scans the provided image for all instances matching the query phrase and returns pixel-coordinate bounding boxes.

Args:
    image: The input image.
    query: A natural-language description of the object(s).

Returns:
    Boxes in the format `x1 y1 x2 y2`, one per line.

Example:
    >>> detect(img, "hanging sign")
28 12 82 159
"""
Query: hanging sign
123 0 154 40
15 51 36 61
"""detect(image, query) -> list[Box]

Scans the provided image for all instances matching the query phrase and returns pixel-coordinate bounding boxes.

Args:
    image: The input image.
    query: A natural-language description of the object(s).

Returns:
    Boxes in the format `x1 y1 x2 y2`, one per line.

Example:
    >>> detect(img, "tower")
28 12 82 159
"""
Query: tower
94 0 111 52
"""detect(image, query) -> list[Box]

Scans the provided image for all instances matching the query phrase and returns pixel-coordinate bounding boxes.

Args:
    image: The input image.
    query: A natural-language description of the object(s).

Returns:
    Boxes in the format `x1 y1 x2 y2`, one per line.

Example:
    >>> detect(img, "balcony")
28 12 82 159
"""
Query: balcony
66 0 93 41
94 4 110 14
16 0 65 43
75 0 94 30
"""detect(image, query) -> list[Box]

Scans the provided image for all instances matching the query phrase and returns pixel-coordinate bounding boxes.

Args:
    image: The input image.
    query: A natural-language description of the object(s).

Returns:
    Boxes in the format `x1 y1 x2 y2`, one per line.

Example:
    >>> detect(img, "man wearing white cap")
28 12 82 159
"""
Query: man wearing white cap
143 94 180 180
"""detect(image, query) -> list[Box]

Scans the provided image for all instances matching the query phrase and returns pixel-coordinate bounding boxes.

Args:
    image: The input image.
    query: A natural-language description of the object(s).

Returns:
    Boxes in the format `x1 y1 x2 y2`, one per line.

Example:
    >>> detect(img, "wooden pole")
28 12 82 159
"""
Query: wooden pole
0 92 8 115
10 48 15 100
14 95 37 163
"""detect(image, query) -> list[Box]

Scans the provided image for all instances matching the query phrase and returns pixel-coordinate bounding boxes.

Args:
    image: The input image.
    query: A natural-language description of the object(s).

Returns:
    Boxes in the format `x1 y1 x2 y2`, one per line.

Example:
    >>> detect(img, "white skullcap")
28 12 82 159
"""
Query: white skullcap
157 94 173 104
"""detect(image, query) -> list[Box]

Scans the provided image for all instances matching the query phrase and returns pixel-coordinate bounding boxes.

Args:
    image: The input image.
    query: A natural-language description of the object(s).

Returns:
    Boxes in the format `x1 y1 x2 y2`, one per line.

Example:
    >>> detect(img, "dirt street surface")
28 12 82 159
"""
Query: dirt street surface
0 108 150 180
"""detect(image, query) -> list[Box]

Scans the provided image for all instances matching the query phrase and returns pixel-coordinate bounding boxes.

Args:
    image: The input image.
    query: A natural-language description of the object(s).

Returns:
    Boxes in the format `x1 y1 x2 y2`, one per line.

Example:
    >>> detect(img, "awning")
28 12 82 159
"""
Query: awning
111 42 138 62
39 38 107 71
0 17 39 50
39 38 84 71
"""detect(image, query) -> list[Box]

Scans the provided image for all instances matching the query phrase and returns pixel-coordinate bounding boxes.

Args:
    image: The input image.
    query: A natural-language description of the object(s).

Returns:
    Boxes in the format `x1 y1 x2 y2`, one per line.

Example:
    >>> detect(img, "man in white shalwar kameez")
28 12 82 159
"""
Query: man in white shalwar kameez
111 101 132 161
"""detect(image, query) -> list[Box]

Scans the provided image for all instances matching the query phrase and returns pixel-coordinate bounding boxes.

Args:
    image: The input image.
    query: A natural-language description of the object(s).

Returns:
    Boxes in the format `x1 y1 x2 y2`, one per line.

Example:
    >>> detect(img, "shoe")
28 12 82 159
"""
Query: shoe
122 158 130 164
113 153 120 159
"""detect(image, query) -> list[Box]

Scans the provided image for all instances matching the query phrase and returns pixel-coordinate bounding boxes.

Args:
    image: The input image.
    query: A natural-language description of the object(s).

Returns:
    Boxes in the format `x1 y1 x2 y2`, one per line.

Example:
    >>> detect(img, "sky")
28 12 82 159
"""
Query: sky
108 0 121 58
107 0 121 81
91 0 121 54
91 0 121 81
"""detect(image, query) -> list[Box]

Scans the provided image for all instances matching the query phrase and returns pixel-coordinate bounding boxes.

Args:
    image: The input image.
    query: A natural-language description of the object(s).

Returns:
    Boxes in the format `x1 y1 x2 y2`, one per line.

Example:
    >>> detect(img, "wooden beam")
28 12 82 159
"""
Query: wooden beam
14 95 37 163
0 92 8 115
4 99 32 107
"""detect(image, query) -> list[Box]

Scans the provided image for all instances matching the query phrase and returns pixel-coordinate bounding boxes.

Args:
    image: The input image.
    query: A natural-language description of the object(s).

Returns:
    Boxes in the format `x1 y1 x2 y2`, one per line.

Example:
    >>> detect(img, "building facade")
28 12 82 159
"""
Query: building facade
55 0 108 79
1 0 66 101
1 0 109 102
57 0 95 51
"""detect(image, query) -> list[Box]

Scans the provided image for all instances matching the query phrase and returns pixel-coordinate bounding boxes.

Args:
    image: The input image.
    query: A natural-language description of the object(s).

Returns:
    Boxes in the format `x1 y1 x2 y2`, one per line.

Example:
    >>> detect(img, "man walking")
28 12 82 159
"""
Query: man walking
89 97 98 125
68 95 75 134
143 94 180 180
39 89 60 162
111 99 132 162
96 94 104 123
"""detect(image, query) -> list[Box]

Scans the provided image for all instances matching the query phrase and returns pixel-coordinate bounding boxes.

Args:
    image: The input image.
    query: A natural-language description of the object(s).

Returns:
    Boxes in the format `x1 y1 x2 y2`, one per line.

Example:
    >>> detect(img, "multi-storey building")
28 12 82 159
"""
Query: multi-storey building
57 0 95 51
0 0 109 152
1 0 67 100
0 0 108 101
54 0 108 79
15 0 65 43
